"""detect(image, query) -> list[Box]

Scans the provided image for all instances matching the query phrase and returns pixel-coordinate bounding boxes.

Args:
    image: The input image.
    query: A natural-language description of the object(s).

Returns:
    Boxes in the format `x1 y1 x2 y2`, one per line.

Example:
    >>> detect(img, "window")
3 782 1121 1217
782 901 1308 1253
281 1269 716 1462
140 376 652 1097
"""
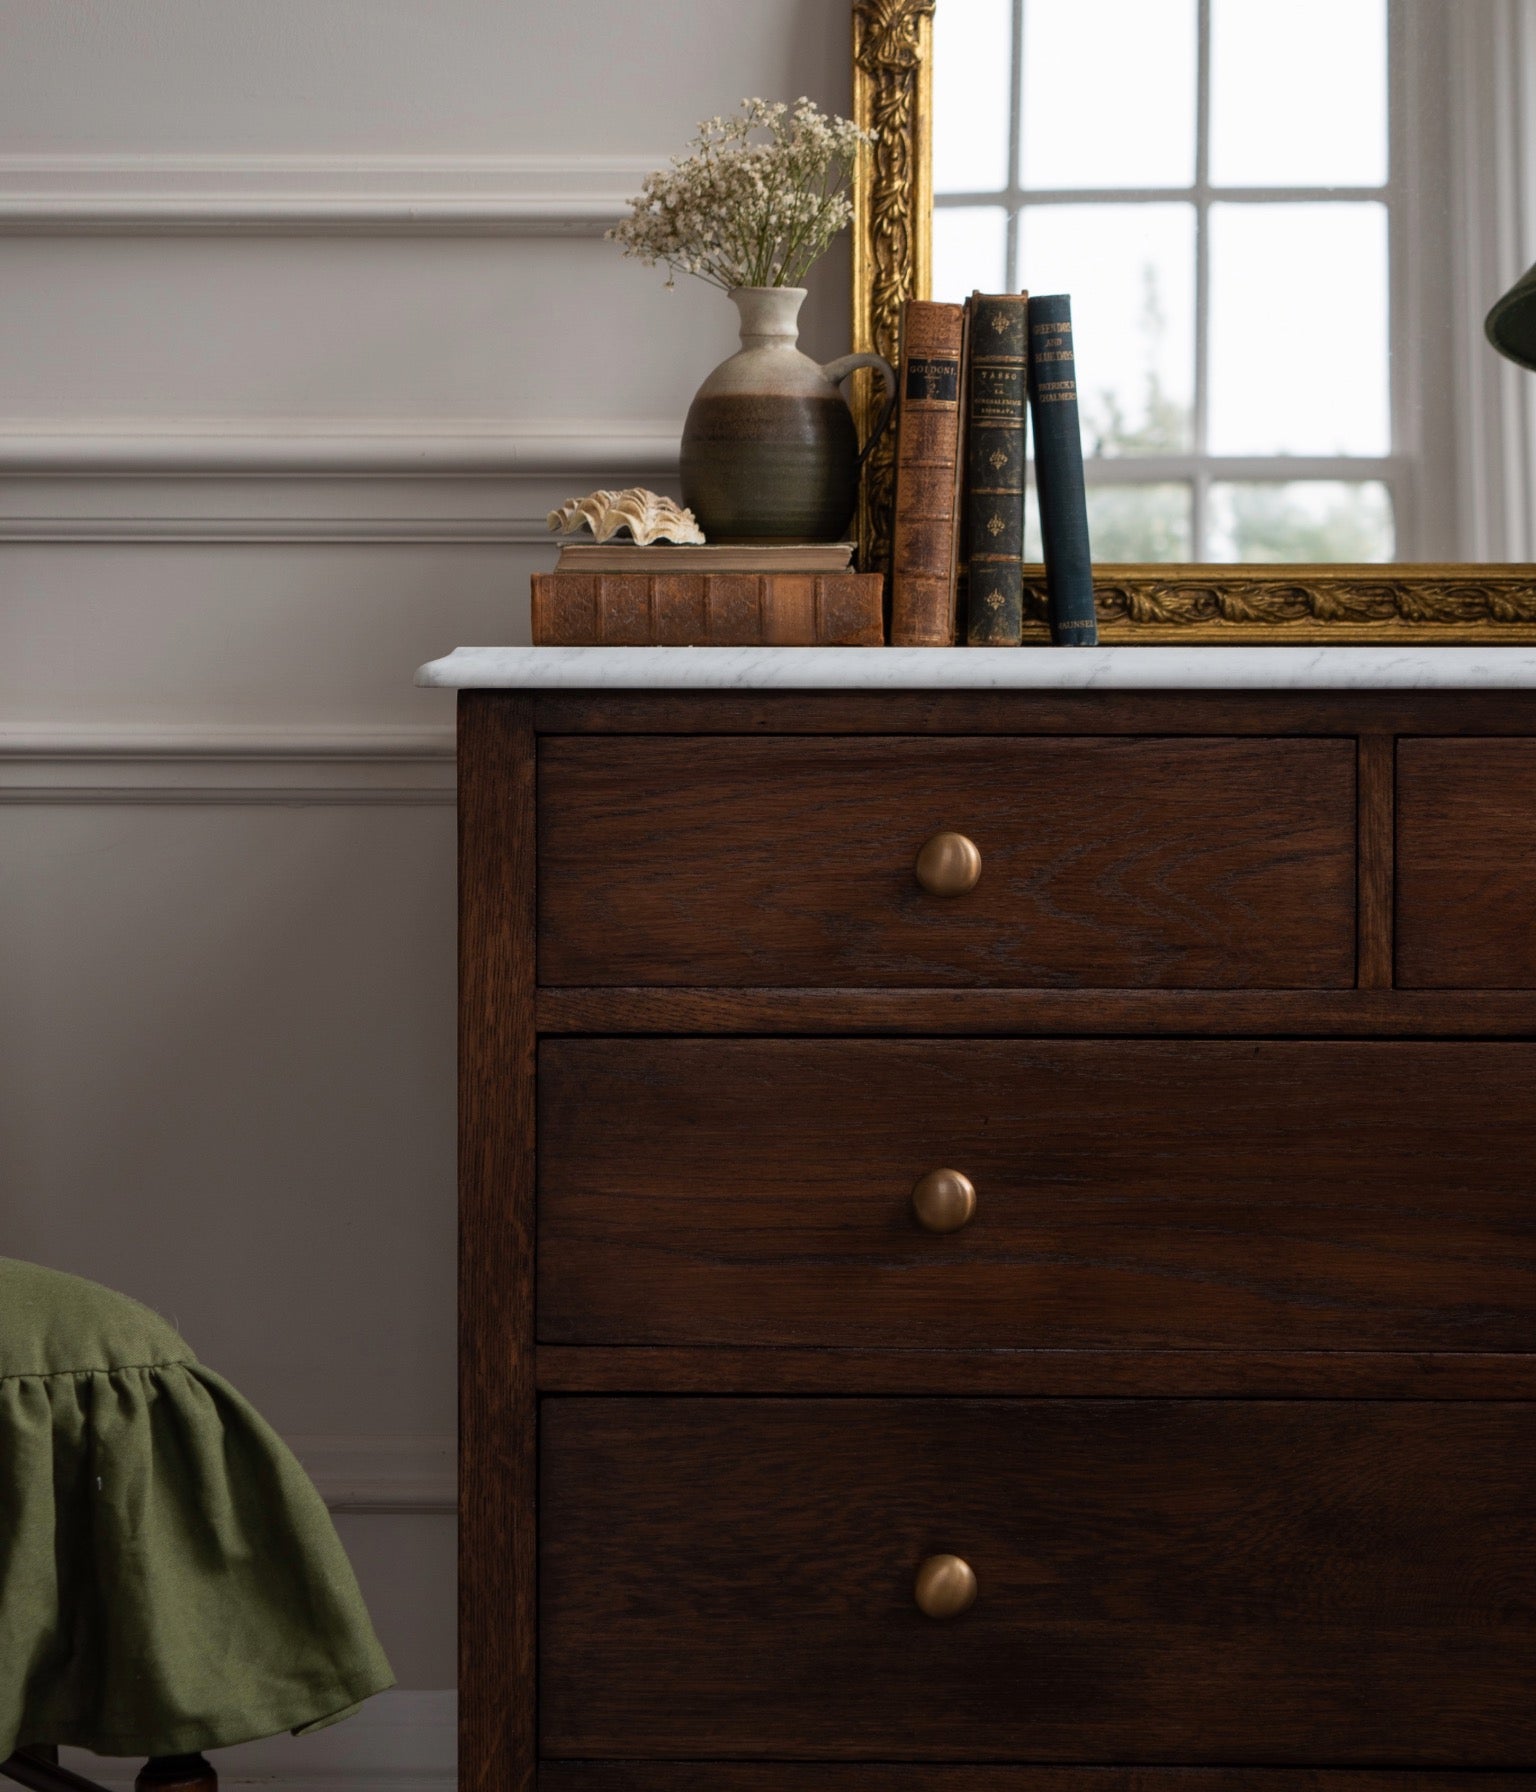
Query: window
933 0 1398 562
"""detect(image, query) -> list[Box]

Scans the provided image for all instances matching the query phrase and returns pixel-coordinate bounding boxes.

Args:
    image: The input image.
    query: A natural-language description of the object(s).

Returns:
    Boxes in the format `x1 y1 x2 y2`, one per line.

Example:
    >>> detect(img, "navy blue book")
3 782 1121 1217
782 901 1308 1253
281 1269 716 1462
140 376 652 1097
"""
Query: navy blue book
1026 294 1098 645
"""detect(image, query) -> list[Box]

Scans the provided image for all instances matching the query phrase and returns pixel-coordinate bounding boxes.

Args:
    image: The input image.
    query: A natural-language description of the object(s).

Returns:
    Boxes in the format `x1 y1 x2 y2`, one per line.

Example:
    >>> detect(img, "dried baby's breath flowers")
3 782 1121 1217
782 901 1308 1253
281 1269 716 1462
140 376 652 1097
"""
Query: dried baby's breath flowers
609 97 872 292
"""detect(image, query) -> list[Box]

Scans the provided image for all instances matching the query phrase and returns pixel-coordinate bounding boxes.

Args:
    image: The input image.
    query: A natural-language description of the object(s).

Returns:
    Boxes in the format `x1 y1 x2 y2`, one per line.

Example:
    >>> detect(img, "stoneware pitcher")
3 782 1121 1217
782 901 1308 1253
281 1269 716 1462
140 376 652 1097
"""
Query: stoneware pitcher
680 286 897 543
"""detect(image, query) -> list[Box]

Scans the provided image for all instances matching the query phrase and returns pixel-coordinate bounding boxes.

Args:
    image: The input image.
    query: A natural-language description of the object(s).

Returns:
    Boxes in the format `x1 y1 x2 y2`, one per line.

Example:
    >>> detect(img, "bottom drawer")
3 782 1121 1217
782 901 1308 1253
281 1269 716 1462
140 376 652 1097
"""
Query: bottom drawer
540 1399 1536 1764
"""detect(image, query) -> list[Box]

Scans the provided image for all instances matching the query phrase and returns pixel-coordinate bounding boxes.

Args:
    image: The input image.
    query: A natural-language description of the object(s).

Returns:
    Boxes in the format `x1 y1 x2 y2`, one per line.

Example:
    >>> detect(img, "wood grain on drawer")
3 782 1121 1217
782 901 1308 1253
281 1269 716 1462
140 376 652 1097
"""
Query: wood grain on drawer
541 1398 1536 1762
541 1773 1536 1792
536 737 1356 988
538 1039 1536 1351
1398 738 1536 986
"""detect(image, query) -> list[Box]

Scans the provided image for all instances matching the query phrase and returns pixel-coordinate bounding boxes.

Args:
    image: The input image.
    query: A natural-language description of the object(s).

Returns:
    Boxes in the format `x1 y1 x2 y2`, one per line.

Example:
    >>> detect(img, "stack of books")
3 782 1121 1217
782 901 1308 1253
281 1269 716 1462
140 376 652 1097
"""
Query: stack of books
889 291 1097 647
532 540 883 646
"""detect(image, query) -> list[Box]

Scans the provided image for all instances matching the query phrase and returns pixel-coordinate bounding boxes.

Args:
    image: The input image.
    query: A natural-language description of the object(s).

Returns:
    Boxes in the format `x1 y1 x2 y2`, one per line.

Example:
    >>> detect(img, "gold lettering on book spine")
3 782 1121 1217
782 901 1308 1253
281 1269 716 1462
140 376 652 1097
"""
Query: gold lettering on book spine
852 0 934 578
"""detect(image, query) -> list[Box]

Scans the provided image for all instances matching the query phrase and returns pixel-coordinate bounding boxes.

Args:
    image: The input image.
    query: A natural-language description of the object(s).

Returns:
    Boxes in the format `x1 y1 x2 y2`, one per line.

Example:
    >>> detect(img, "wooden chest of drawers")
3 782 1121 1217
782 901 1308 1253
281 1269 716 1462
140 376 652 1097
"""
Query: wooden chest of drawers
458 685 1536 1792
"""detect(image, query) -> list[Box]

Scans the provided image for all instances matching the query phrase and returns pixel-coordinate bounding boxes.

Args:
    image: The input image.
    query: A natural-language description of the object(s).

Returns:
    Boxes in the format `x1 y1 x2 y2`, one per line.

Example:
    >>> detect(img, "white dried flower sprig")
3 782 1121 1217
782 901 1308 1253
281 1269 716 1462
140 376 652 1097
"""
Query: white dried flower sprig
609 97 872 292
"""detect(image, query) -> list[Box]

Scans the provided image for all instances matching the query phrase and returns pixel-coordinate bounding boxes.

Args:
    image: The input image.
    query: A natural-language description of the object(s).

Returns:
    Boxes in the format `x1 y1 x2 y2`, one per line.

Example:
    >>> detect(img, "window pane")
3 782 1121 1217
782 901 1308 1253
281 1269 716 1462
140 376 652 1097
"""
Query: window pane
1208 202 1388 455
1022 0 1196 189
1207 481 1395 562
1022 203 1195 454
1210 0 1387 187
1026 481 1192 561
934 0 1013 193
933 205 1009 302
1091 483 1194 560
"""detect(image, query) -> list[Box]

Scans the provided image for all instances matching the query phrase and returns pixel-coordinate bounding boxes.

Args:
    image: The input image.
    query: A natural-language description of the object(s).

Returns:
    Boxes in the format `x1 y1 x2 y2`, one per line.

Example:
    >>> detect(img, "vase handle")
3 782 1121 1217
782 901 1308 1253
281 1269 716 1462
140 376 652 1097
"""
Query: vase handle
820 351 899 473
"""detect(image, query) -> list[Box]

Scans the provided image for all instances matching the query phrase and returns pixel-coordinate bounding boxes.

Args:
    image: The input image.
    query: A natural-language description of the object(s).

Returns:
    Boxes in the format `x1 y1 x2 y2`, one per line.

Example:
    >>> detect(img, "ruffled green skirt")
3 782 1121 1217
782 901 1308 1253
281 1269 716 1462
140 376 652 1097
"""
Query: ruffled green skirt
0 1258 395 1760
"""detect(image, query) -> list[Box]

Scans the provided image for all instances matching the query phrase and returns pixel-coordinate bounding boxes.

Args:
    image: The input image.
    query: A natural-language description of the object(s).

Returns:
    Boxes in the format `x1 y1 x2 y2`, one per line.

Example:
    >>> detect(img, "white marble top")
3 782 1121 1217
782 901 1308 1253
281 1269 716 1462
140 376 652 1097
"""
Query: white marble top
416 645 1536 690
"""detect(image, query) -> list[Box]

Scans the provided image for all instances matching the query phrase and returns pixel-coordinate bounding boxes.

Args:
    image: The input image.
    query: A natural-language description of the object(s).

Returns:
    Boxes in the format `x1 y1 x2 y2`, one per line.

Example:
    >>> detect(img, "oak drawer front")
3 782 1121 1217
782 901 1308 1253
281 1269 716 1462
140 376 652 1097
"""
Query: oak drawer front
538 1039 1536 1352
537 736 1356 988
1399 739 1536 987
541 1398 1536 1762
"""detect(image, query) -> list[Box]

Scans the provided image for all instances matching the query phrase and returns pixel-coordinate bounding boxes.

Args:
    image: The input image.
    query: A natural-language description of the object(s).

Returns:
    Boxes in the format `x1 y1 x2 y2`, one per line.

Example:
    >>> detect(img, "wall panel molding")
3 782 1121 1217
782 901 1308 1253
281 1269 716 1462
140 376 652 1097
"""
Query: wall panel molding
0 513 558 543
0 726 456 803
0 420 681 477
291 1433 457 1515
0 423 683 539
0 152 660 234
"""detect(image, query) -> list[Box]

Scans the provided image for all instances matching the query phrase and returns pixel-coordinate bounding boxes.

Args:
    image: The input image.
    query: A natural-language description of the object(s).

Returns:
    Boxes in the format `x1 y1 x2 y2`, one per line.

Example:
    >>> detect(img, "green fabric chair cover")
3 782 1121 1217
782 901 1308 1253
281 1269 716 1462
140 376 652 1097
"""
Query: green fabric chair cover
1487 260 1536 370
0 1258 394 1761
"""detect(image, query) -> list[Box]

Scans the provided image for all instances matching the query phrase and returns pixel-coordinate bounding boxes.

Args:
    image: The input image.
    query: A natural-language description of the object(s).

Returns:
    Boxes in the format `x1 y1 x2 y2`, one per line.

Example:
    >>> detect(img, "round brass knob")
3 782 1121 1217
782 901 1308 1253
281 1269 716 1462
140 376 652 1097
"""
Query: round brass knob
911 1168 977 1234
915 831 981 897
914 1553 977 1619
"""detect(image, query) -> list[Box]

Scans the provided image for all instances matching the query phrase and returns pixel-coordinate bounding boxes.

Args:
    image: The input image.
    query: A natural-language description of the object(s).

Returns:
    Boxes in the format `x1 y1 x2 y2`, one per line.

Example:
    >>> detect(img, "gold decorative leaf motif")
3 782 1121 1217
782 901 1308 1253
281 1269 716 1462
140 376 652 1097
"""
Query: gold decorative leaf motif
852 0 935 579
1017 566 1536 642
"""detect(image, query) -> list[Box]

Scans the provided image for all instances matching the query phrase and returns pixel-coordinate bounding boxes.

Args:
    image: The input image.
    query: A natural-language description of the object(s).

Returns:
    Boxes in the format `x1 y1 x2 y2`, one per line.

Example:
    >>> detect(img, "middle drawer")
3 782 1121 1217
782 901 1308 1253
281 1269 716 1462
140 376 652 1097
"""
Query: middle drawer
538 1038 1536 1351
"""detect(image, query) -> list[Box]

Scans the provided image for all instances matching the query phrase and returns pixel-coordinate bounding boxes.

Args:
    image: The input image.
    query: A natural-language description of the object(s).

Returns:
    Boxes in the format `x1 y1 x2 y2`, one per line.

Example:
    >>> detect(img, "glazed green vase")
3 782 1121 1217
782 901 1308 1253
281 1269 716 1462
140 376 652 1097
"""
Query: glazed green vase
680 286 896 543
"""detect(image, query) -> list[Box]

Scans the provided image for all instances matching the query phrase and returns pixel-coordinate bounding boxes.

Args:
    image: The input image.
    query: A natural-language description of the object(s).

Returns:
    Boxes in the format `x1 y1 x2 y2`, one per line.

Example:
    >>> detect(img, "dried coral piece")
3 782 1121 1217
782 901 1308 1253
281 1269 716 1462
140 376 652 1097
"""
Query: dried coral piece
546 488 706 546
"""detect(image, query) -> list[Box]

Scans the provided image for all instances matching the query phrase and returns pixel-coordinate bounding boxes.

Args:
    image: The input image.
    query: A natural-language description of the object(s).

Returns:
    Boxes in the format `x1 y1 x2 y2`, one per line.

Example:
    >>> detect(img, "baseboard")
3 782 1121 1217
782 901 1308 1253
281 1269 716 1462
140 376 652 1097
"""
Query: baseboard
61 1690 456 1790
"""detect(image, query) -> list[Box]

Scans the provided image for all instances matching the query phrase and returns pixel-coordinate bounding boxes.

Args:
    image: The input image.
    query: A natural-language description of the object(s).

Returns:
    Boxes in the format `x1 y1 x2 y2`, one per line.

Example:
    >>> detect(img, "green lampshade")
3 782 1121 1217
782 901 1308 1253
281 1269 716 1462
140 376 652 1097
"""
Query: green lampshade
1487 262 1536 370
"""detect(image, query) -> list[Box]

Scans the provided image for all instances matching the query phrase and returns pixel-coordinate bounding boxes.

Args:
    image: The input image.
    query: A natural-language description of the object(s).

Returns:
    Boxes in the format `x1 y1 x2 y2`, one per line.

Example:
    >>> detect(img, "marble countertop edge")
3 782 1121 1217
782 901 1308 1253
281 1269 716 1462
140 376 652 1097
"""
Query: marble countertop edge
416 644 1536 691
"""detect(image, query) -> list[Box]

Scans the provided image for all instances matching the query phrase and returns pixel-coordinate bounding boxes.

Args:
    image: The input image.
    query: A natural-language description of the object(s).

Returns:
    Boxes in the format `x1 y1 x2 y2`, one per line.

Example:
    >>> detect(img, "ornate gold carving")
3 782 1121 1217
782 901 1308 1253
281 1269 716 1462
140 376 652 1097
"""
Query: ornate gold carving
1018 565 1536 643
852 0 934 578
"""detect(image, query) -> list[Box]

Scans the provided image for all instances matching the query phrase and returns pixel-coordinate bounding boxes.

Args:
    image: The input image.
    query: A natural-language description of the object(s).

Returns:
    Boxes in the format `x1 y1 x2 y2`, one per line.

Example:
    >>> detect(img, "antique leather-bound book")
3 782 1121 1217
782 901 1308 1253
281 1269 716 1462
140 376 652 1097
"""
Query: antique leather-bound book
890 299 968 645
965 291 1029 645
531 570 883 645
1027 292 1098 645
554 541 853 573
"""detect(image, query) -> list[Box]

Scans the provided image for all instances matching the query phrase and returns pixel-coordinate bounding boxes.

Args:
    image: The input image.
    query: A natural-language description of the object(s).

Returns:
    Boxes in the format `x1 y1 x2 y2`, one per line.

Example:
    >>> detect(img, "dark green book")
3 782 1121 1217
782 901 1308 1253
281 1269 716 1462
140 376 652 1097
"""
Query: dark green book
1027 293 1098 646
965 291 1028 645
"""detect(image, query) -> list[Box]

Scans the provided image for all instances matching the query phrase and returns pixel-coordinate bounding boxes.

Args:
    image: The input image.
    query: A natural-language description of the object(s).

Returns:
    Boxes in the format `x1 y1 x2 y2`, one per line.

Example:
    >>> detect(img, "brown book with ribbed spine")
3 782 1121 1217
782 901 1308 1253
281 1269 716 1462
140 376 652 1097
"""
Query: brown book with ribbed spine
890 299 968 645
531 571 884 645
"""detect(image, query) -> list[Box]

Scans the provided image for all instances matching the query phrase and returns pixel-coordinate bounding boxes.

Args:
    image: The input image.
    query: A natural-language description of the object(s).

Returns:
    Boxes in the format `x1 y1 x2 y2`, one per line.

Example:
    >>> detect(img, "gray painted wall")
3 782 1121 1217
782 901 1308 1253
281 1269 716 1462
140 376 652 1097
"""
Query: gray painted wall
2 0 850 1726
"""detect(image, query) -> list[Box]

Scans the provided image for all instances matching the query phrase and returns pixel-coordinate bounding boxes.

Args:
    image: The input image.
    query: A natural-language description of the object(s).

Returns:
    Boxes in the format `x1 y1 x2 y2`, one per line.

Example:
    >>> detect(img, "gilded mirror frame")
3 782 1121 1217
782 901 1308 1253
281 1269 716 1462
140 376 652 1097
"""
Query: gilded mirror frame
849 0 1536 641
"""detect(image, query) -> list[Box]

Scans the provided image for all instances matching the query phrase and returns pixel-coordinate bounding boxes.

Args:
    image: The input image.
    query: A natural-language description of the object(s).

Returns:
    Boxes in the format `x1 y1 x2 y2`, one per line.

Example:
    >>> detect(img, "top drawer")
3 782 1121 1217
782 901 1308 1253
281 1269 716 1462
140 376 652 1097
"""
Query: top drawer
537 735 1356 988
1399 738 1536 987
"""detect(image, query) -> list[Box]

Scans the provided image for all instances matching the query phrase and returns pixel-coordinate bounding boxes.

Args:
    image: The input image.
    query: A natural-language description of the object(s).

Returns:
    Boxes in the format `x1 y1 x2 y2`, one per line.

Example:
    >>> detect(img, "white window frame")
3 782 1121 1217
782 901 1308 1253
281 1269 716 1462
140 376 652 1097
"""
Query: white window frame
934 0 1411 560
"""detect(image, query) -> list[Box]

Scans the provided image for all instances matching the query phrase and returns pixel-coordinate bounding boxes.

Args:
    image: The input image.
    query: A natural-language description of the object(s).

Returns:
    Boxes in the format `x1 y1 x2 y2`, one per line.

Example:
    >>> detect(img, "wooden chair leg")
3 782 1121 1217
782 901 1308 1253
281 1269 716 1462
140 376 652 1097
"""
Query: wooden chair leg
0 1750 111 1792
2 1753 216 1792
135 1761 216 1792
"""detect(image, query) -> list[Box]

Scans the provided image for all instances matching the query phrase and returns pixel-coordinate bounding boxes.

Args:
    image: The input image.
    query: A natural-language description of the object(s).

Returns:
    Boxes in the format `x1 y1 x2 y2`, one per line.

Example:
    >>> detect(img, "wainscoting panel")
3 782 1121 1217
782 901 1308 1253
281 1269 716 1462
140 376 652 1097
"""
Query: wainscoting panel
0 236 744 420
1 0 854 1716
0 541 537 731
0 802 457 1432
